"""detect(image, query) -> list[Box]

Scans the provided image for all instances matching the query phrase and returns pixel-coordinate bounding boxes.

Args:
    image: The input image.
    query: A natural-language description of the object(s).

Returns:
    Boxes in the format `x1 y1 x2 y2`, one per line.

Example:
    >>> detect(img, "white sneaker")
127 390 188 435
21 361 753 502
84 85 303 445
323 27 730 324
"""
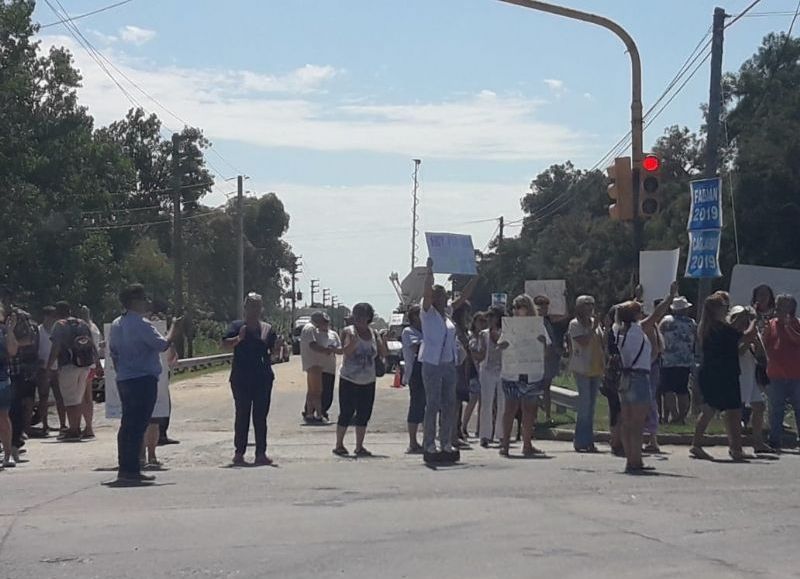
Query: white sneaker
3 456 16 468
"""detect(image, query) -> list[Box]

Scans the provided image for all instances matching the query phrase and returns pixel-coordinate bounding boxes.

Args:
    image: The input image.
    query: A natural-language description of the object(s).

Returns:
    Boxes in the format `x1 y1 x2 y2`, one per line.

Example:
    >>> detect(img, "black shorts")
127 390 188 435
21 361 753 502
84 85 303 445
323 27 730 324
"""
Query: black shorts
659 367 691 395
12 375 37 399
407 362 425 424
337 378 376 428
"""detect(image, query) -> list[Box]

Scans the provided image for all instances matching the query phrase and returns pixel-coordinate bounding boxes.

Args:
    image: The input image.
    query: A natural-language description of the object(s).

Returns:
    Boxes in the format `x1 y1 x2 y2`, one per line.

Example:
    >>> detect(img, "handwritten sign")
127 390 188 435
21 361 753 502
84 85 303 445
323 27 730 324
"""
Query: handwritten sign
640 249 680 310
524 280 567 315
500 317 547 383
425 232 477 275
491 293 508 308
688 178 723 230
730 265 800 307
104 320 171 420
685 229 722 279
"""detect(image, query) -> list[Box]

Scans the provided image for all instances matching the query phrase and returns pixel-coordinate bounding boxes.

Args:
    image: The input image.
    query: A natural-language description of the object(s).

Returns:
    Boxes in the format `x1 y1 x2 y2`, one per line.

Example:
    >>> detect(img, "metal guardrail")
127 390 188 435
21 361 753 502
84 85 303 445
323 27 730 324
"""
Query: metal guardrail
173 353 233 373
550 385 578 413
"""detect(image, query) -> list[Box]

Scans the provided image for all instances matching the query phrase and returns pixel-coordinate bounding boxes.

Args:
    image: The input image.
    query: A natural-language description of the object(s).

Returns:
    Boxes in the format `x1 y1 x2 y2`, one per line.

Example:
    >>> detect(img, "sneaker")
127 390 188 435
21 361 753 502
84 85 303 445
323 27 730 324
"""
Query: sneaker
232 454 247 466
480 438 490 448
3 457 16 468
254 454 273 466
157 437 180 446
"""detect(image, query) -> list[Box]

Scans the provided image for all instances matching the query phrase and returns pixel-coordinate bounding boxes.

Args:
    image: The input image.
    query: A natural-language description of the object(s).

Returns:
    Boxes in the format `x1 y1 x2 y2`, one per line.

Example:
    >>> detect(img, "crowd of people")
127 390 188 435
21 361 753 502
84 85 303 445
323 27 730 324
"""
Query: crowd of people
295 265 800 473
2 272 800 481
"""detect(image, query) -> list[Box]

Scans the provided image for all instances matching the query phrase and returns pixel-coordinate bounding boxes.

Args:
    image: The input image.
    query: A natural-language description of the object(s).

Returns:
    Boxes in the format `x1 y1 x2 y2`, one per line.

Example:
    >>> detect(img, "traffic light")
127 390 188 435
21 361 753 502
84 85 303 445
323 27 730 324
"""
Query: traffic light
639 154 661 218
606 156 634 221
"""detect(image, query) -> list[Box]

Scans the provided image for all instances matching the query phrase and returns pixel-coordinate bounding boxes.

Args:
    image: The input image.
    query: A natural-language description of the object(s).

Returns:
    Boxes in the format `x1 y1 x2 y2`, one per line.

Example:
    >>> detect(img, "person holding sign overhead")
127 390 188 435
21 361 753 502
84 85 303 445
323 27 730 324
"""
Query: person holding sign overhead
419 257 475 462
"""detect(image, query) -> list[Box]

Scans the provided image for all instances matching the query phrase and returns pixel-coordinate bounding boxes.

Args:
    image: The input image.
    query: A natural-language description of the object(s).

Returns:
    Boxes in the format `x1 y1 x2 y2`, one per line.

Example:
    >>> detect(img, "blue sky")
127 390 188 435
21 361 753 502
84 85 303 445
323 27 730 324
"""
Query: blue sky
35 0 797 318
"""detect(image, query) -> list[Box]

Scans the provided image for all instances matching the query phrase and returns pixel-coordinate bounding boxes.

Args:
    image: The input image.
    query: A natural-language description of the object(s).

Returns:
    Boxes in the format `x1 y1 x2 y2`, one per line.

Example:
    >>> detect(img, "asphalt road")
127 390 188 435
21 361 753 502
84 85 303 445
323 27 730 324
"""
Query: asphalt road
2 358 798 579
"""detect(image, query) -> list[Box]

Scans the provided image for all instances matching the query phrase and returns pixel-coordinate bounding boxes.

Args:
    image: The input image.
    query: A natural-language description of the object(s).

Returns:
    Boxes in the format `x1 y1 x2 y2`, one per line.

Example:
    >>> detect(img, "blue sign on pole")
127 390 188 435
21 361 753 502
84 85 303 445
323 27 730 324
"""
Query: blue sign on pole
685 229 722 278
688 178 723 230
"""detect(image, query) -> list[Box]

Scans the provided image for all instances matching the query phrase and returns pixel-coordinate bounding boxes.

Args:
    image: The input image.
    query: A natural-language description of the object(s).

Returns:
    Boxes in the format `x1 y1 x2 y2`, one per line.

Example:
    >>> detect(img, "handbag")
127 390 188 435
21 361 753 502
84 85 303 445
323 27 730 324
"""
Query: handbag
373 330 386 378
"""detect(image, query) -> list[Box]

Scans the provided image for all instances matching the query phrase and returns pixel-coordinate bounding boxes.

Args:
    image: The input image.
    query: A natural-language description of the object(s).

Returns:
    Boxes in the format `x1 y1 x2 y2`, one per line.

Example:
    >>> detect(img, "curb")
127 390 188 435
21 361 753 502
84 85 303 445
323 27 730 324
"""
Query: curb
537 428 799 448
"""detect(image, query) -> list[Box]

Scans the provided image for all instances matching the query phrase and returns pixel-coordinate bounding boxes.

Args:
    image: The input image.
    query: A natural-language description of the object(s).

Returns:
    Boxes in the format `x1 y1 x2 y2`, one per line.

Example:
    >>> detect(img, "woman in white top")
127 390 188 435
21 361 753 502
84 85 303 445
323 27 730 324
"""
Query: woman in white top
615 282 676 473
474 306 506 447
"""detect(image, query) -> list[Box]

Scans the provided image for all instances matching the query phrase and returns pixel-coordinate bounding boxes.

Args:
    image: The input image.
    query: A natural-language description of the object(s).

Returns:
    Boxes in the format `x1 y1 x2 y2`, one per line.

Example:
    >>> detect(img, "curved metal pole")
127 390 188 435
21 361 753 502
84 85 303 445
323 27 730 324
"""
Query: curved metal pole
496 0 643 166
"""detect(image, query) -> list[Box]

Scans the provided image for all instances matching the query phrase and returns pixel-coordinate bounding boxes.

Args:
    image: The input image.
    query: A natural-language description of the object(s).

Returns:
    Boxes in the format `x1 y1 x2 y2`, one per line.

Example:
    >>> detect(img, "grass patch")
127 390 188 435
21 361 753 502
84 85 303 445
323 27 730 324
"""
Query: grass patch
172 365 229 383
550 374 728 436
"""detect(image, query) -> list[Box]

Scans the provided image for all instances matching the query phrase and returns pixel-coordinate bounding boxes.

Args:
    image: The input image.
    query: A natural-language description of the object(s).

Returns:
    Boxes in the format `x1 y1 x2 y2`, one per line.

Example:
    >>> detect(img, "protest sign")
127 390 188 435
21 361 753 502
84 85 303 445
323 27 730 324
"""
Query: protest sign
688 178 723 230
639 249 680 310
524 280 567 315
400 267 428 305
425 232 477 275
730 265 800 307
685 230 722 278
491 293 508 308
500 316 547 383
104 320 171 420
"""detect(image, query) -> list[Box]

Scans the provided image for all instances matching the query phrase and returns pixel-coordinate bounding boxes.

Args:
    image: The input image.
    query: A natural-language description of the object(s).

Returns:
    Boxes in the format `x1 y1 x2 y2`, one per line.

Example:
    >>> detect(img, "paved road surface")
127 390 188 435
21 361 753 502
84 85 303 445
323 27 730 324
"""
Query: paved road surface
2 358 798 578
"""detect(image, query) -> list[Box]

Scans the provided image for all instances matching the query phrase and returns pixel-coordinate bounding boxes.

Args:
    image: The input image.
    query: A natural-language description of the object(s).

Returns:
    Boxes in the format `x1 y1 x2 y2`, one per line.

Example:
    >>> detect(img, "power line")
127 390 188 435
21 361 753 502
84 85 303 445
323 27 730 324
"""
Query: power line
725 0 765 29
82 209 220 231
40 0 133 28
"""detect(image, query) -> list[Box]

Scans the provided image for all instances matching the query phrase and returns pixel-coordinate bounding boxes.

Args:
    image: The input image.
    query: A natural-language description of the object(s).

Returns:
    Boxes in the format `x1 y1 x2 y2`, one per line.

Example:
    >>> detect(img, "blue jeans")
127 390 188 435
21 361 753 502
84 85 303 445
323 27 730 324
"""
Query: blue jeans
767 378 800 449
574 373 601 450
117 375 158 476
422 362 457 453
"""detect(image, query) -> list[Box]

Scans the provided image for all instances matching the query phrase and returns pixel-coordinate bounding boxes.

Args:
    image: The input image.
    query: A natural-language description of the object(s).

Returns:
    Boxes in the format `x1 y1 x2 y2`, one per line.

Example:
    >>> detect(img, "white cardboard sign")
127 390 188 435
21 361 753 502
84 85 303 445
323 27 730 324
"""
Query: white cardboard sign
500 317 547 383
524 280 567 315
639 249 680 311
729 265 800 308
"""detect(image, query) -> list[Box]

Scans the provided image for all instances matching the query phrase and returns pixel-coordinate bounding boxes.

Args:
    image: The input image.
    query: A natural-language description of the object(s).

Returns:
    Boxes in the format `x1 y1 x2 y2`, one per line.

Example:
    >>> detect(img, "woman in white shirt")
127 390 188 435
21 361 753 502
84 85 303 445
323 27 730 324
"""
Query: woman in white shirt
615 282 677 473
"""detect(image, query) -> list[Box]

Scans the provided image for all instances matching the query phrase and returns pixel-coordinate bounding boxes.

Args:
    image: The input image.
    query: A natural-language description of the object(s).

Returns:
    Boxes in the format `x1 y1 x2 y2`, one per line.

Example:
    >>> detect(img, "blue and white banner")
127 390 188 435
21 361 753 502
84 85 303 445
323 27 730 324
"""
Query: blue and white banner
688 178 723 231
425 232 477 275
685 229 722 278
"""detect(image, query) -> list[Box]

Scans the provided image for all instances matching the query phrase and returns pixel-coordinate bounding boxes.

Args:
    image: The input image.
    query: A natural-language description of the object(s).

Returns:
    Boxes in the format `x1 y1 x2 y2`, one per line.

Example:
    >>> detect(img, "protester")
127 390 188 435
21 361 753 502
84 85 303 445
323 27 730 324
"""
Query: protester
534 296 569 425
568 295 604 453
690 293 757 461
762 294 800 451
222 292 276 466
0 305 20 469
658 296 696 425
300 312 339 424
616 282 677 473
452 302 475 449
728 306 774 453
78 305 103 440
319 316 341 422
642 297 669 453
499 294 547 458
462 311 487 439
7 310 38 462
333 302 386 457
419 258 460 457
600 305 624 456
47 301 102 442
35 306 64 434
476 306 505 448
109 285 181 483
749 285 775 426
401 305 425 453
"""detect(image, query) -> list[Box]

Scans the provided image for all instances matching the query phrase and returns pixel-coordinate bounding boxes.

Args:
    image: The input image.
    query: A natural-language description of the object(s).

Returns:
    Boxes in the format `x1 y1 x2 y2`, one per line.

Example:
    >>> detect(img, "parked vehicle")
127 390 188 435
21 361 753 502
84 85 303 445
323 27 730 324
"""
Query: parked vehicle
292 316 311 355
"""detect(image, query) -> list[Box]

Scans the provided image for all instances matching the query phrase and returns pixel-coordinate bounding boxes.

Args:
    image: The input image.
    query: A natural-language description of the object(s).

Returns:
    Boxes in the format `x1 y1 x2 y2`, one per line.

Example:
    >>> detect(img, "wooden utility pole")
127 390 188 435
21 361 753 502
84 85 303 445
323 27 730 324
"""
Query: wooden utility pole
697 7 726 317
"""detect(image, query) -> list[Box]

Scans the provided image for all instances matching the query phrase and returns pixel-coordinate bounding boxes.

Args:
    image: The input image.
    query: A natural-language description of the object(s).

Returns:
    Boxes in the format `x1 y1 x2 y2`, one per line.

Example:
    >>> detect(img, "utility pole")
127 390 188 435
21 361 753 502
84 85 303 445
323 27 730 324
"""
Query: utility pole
411 159 421 270
171 133 185 357
498 216 504 245
697 6 726 316
290 256 302 327
322 288 331 308
310 279 320 307
236 175 245 319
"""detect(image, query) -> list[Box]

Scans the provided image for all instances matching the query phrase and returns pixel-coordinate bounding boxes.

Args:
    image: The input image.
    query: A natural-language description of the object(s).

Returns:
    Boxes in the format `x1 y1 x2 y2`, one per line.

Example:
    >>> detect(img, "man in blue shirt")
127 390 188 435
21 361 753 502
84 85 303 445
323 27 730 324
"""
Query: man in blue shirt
109 284 181 484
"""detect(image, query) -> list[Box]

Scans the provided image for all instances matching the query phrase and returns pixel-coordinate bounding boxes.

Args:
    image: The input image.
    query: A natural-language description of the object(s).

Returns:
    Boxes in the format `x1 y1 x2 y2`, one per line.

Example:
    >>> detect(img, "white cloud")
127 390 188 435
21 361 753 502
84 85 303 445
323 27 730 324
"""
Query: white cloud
583 92 594 100
119 25 156 45
41 34 589 162
543 78 565 92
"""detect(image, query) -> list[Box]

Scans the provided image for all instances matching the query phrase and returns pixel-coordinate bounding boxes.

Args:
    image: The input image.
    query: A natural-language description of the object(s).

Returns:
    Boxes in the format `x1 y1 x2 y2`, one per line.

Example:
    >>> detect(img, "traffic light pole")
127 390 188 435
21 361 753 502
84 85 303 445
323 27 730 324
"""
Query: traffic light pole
697 7 726 316
496 0 645 271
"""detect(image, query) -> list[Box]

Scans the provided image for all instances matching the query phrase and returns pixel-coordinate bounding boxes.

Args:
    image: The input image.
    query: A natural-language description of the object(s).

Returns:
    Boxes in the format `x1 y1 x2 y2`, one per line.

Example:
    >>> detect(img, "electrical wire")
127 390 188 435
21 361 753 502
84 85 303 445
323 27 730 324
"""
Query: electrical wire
82 209 220 231
40 0 133 28
725 0 765 29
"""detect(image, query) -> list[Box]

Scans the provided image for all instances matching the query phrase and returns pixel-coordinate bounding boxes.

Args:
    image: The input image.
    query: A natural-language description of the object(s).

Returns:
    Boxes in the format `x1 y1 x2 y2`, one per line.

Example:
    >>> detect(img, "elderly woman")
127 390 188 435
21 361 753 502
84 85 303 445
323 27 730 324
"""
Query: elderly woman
222 293 277 467
762 294 800 451
568 295 605 453
333 302 387 457
499 294 547 458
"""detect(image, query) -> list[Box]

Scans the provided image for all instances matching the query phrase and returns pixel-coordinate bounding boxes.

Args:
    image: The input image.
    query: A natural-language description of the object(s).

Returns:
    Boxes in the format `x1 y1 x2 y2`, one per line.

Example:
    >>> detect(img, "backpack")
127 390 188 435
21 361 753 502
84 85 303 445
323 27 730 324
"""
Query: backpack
66 319 95 368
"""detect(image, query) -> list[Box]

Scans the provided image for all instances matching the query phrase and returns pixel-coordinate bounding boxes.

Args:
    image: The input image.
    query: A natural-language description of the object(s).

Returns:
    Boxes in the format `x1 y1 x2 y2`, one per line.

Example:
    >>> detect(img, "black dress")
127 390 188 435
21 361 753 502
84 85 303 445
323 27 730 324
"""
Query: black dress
698 322 742 411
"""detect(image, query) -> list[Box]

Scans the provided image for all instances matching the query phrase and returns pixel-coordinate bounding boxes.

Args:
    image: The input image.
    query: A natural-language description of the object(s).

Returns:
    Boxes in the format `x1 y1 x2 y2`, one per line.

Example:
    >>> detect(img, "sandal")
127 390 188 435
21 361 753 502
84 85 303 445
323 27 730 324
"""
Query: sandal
689 447 714 461
729 451 752 462
643 444 661 454
406 445 424 455
523 447 546 457
354 447 373 458
332 447 349 457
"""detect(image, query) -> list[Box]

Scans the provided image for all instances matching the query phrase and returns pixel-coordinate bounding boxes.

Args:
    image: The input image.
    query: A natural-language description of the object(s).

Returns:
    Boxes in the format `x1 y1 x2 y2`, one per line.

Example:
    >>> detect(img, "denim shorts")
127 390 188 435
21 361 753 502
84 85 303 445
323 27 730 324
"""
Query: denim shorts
620 371 651 406
0 379 12 410
502 379 544 402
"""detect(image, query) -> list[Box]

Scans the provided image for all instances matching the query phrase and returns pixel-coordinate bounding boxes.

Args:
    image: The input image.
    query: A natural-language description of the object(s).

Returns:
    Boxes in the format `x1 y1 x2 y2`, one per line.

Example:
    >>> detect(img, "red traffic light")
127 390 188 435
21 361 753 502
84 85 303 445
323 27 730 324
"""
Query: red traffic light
642 155 660 172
